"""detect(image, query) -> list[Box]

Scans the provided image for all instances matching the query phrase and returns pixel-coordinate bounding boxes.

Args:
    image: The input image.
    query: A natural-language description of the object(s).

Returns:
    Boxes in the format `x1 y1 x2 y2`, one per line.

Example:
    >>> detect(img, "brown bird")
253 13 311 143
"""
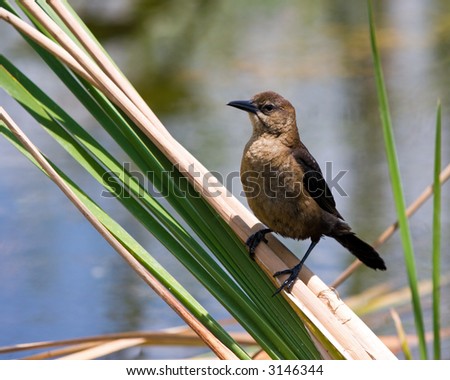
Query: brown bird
227 91 386 295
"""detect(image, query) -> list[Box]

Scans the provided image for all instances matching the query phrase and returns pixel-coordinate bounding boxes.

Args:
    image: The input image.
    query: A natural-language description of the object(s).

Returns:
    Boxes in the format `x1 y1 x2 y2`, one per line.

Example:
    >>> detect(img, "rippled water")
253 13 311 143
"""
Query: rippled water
1 0 449 359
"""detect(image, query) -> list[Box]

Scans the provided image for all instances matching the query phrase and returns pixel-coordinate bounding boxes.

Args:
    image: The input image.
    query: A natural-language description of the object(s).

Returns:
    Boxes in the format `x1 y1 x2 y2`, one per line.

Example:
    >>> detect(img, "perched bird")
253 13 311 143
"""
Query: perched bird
227 91 386 295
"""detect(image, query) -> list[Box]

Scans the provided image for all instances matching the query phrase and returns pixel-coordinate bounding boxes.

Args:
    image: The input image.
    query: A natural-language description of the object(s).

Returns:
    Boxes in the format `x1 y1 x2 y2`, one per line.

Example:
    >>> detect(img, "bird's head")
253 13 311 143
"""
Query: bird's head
227 91 298 138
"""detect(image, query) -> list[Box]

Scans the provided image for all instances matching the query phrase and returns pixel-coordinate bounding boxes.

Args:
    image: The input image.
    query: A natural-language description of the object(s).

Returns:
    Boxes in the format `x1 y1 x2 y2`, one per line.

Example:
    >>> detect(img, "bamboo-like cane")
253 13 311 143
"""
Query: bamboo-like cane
1 1 397 359
56 338 148 360
0 329 256 357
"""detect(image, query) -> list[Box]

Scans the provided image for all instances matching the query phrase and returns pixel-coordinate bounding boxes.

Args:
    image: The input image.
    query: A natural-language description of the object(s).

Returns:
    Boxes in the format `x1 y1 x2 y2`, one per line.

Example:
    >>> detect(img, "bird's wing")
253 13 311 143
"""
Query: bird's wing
292 143 343 219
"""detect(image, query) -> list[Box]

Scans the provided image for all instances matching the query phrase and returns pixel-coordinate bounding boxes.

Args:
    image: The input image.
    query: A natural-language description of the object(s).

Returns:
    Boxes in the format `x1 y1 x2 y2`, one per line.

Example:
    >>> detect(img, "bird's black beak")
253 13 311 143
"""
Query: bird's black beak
227 100 258 114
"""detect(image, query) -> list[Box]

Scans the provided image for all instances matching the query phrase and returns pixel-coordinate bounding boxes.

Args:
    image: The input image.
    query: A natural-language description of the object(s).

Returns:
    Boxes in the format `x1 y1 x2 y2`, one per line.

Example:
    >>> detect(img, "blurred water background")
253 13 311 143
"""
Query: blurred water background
0 0 449 359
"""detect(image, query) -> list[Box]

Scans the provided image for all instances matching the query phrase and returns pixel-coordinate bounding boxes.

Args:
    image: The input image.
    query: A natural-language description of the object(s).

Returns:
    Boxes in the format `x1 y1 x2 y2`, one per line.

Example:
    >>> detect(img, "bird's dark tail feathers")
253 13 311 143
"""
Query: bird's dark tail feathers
334 233 386 270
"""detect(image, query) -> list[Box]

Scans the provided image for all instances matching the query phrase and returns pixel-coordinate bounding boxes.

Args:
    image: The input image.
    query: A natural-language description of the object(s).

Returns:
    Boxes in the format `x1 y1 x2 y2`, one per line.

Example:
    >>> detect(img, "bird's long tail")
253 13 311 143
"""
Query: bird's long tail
334 233 386 270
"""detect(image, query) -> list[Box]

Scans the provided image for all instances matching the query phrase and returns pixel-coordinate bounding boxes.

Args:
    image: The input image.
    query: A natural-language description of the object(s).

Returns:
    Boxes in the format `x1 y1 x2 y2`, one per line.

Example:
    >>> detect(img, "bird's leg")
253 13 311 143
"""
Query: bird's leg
272 239 319 295
246 228 272 259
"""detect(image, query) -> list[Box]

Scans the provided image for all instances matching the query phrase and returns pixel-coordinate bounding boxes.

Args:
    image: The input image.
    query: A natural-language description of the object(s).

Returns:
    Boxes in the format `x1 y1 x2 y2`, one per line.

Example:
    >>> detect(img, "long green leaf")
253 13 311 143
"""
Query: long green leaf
432 101 442 359
368 0 427 359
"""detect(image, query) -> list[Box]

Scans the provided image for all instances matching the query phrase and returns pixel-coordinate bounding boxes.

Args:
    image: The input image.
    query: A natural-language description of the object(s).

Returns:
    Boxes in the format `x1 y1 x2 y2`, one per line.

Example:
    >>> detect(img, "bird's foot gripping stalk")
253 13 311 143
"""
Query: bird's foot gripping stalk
246 228 272 259
272 263 303 296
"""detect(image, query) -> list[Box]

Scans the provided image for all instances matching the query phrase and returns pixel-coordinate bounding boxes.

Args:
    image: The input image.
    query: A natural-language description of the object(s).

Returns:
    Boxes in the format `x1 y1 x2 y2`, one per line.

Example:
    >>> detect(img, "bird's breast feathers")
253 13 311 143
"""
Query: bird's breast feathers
240 138 324 239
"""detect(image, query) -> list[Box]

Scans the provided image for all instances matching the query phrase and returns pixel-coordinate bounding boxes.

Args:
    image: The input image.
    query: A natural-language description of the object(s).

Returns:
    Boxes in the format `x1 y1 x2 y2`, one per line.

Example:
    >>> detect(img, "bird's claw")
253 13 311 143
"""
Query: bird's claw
246 229 271 259
272 264 303 296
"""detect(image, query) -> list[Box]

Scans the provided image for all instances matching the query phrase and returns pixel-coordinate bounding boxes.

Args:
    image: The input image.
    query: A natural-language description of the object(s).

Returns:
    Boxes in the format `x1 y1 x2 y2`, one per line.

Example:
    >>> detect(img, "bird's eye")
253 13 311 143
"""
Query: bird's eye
261 104 275 113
